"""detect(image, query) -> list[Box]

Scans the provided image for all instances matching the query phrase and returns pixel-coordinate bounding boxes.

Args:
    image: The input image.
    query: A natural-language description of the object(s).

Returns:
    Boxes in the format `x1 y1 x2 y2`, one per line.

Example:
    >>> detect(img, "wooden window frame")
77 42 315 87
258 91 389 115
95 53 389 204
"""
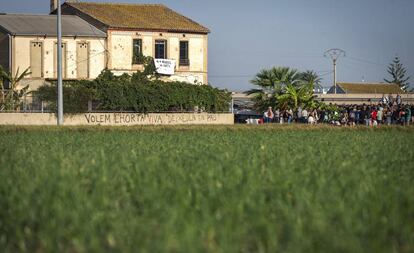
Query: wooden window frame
179 40 190 67
154 40 167 59
132 38 144 65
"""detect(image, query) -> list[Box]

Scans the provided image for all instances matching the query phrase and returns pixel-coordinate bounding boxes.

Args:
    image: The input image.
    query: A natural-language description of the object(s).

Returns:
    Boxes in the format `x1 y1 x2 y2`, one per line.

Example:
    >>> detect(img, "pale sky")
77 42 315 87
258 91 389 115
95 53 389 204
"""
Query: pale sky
2 0 414 91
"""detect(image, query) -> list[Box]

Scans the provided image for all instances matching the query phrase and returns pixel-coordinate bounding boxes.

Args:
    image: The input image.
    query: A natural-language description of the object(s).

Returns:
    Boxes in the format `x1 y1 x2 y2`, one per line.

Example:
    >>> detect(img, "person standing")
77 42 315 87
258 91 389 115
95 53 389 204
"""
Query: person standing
392 106 399 125
405 105 411 126
308 111 316 125
396 94 402 106
287 109 293 124
388 94 394 107
377 107 384 125
371 108 378 126
302 108 309 123
381 94 388 106
360 106 367 125
348 108 354 126
297 107 303 123
398 106 405 125
364 107 372 126
264 107 274 123
411 105 414 124
385 107 392 126
312 109 319 123
274 108 280 124
355 106 361 125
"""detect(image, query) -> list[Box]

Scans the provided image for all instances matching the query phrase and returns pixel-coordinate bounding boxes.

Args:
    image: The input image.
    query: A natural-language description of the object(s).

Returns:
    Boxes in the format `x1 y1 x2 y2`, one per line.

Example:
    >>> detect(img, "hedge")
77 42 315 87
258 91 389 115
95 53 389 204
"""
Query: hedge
36 70 231 113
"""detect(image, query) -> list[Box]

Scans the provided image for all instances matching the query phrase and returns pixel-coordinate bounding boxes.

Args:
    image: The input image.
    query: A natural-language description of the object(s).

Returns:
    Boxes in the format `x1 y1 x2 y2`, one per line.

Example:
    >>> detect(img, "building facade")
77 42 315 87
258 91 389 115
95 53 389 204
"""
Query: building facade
0 14 106 91
57 1 210 84
327 82 403 94
0 1 210 92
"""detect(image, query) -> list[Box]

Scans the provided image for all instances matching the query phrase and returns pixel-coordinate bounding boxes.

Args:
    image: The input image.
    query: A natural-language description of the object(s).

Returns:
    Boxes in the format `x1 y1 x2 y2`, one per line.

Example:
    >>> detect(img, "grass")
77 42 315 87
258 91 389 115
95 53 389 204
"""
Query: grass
0 125 413 253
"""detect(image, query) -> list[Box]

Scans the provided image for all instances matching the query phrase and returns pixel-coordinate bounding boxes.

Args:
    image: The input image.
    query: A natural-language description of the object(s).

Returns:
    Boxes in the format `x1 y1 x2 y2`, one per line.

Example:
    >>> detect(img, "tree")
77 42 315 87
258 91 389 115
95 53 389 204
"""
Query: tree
247 67 301 111
277 83 315 110
299 70 322 91
0 67 31 111
384 56 410 91
247 67 320 111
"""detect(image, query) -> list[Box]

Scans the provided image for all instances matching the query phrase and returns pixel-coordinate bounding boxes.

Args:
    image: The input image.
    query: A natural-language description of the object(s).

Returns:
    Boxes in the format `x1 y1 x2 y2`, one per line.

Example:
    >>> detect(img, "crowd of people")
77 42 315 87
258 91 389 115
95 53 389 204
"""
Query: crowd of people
261 100 413 127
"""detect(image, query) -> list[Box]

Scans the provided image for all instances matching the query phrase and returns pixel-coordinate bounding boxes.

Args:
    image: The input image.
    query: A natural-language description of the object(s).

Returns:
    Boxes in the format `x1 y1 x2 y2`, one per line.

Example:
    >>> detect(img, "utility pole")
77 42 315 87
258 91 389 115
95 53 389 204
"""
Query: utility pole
324 49 346 94
57 0 63 125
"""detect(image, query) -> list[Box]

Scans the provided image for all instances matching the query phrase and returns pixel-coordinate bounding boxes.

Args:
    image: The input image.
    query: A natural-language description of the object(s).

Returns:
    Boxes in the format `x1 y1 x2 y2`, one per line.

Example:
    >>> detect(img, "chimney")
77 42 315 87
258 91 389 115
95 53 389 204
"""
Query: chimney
50 0 58 13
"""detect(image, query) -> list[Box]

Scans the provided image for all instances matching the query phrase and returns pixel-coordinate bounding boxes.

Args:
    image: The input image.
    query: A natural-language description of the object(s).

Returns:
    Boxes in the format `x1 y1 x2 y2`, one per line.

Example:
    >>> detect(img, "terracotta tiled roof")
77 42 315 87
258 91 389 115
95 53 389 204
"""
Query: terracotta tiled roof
337 83 403 94
63 2 210 34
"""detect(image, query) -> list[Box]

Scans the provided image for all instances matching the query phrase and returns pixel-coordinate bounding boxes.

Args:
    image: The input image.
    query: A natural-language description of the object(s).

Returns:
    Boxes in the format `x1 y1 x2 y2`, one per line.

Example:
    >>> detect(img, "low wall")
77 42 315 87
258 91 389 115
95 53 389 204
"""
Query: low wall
0 113 234 126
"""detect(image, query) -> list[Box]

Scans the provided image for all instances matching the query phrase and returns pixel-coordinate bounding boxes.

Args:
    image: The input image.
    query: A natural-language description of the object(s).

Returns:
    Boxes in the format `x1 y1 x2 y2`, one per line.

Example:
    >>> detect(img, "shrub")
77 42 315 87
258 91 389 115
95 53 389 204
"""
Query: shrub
36 80 96 113
36 69 231 113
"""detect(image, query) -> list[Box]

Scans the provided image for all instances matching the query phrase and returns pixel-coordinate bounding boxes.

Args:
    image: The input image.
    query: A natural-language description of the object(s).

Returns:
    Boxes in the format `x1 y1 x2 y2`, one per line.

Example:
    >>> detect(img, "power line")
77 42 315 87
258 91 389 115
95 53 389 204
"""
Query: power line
345 56 387 67
319 71 334 77
209 70 334 79
209 75 253 79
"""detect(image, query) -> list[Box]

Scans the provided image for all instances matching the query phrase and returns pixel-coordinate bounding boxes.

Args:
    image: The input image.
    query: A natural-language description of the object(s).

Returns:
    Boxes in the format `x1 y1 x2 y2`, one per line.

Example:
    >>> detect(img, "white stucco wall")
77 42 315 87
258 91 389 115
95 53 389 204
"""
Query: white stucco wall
12 36 106 87
10 30 208 91
108 30 208 84
0 113 234 126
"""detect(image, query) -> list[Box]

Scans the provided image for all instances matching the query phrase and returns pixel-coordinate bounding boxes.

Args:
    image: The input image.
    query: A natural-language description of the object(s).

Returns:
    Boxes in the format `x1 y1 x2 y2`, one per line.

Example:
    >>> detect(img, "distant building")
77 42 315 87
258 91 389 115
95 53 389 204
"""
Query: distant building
0 14 106 90
54 1 210 84
318 82 414 105
0 1 210 92
327 82 402 94
231 92 255 110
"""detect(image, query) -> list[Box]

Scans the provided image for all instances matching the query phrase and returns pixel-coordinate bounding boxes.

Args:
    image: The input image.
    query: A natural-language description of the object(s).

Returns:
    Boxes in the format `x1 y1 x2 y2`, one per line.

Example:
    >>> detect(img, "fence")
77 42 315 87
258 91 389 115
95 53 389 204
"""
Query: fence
0 91 52 113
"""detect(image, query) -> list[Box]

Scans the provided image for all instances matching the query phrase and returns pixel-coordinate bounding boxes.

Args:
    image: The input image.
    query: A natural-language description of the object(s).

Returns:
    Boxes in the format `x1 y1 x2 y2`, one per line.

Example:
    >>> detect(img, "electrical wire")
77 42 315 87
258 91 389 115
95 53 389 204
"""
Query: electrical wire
345 56 387 68
209 70 334 79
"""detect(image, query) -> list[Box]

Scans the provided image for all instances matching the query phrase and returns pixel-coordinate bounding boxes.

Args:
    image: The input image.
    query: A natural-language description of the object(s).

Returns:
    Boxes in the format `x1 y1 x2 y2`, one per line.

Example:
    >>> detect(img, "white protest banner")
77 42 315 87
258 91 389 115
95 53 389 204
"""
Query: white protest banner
154 59 176 75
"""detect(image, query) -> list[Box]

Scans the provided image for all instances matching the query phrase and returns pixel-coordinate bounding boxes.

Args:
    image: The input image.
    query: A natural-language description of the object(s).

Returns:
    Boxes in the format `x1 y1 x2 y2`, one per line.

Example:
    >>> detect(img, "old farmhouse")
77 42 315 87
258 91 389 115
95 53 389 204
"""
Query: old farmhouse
0 1 210 91
55 1 210 84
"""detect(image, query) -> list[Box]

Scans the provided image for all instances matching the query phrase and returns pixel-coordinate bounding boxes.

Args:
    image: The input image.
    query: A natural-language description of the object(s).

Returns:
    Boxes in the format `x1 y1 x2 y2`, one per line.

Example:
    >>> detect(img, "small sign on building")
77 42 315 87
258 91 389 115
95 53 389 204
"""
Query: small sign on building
154 59 176 75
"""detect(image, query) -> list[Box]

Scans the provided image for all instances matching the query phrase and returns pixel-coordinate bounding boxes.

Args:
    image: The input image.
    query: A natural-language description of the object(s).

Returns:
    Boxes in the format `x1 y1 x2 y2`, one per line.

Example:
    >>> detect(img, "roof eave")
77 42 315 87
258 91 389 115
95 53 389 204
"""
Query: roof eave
0 24 12 35
108 26 209 35
11 33 106 38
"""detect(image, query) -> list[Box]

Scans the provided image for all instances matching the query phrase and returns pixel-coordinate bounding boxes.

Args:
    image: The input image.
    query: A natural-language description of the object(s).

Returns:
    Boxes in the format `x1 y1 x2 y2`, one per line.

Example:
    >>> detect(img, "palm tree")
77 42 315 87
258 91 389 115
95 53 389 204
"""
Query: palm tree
0 67 31 111
277 83 314 110
247 67 301 111
300 70 322 91
271 67 302 88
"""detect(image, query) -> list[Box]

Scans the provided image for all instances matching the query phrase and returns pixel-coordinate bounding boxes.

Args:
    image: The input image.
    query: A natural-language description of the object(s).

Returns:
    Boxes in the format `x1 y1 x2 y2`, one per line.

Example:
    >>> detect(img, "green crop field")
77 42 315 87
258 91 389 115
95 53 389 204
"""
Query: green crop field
0 126 413 253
